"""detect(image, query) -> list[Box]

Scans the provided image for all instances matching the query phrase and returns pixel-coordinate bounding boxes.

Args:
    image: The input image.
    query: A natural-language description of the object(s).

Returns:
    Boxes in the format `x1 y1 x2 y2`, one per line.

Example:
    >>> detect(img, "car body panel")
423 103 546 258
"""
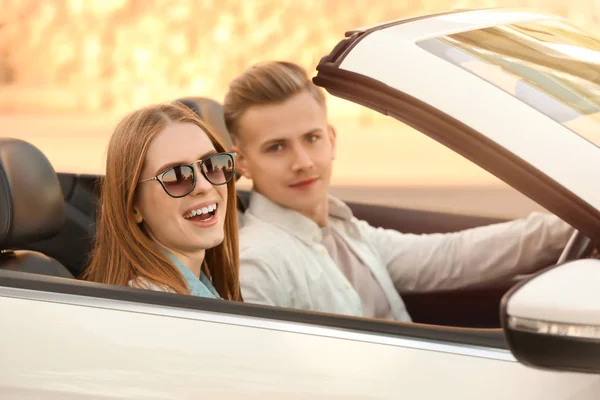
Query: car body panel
1 285 599 399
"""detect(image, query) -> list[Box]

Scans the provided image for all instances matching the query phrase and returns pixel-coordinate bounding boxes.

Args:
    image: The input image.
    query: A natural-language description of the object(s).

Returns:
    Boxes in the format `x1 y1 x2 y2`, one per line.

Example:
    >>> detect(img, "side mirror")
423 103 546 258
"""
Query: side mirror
501 259 600 374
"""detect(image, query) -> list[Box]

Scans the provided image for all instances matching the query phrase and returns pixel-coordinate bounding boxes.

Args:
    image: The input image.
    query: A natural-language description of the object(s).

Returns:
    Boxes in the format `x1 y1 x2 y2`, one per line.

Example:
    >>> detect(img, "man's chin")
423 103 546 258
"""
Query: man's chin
257 185 328 211
284 194 328 213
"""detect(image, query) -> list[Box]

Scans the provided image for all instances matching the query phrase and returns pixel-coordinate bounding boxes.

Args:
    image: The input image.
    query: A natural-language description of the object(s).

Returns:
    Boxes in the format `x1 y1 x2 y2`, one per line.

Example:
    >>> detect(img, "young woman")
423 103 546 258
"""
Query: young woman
83 102 242 301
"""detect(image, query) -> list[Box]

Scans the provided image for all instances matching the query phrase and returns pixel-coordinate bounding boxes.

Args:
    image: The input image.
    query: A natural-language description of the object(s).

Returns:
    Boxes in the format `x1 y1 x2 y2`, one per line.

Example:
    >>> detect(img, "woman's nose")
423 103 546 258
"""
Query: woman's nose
191 165 213 194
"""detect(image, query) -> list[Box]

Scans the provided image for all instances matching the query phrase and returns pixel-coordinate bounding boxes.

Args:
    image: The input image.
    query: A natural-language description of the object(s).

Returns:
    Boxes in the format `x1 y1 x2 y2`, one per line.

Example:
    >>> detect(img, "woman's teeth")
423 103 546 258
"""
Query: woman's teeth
183 204 217 219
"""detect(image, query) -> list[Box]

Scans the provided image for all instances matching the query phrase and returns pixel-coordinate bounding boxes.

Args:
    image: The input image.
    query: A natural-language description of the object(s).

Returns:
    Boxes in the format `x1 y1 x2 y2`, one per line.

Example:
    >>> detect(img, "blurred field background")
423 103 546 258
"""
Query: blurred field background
1 0 596 217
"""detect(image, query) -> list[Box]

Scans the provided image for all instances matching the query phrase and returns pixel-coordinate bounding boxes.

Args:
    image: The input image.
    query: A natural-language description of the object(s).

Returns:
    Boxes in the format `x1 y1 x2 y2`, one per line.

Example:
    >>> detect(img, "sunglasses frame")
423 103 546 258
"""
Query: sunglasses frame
138 151 236 198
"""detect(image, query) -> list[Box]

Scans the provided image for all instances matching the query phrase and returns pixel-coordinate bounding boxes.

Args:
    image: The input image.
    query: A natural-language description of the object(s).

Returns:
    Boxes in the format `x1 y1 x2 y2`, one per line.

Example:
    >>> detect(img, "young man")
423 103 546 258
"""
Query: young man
223 61 573 322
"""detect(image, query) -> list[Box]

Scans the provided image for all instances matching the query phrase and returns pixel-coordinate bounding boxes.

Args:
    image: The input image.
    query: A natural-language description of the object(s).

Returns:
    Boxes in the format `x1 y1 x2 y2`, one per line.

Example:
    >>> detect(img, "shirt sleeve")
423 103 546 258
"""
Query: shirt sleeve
128 277 175 293
240 249 290 308
356 212 574 293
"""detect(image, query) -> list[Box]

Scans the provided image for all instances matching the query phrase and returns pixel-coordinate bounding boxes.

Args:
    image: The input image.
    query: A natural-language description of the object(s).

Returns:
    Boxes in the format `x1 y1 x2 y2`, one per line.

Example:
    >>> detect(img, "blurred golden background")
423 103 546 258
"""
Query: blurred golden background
1 0 597 216
1 0 598 114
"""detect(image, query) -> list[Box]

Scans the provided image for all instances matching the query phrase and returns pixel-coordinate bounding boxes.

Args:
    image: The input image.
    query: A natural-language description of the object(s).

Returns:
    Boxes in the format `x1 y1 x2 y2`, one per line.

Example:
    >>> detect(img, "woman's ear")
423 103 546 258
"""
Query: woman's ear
132 204 144 224
232 145 252 180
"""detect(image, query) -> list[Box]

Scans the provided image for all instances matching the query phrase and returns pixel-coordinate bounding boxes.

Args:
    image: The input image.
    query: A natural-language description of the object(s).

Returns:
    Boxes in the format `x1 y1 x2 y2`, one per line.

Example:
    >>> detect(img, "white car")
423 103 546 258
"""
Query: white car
2 7 600 399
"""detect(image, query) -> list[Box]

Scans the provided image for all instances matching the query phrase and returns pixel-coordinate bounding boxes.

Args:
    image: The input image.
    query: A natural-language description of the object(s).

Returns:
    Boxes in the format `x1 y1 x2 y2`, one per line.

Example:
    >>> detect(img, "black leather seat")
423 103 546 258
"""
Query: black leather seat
0 138 74 278
24 174 96 277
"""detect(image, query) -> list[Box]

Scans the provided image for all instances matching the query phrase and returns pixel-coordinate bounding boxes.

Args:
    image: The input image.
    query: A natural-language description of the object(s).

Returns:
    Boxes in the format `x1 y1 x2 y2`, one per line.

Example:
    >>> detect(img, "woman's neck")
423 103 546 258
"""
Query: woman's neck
164 248 206 277
147 231 207 277
173 250 206 278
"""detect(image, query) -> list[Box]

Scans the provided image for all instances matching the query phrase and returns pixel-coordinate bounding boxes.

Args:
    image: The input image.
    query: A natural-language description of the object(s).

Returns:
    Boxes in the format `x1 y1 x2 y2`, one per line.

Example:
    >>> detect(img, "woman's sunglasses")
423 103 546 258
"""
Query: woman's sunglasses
138 152 236 198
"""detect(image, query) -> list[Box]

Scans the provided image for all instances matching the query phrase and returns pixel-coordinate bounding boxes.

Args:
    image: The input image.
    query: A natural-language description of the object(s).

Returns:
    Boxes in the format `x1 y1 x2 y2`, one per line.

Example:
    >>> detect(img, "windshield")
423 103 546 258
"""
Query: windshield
418 18 600 147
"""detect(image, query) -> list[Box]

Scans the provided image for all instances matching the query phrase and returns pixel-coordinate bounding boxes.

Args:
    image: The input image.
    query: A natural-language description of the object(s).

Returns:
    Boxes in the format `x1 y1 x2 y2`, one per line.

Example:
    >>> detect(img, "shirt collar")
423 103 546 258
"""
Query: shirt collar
163 251 221 299
246 190 354 244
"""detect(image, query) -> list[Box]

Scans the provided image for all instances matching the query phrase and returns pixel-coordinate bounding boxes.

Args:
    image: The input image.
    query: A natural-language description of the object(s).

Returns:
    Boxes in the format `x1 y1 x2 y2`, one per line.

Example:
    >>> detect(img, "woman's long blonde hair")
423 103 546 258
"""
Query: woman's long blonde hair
82 102 242 301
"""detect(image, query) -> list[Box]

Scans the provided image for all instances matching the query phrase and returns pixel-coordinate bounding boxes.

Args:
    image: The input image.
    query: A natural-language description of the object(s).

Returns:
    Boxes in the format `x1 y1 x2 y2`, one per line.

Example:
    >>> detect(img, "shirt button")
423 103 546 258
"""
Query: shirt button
344 283 351 290
322 248 328 255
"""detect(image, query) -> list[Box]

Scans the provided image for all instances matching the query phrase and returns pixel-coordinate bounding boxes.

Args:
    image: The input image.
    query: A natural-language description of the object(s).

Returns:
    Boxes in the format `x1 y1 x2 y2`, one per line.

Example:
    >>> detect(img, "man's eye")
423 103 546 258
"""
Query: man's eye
266 144 283 152
307 135 319 143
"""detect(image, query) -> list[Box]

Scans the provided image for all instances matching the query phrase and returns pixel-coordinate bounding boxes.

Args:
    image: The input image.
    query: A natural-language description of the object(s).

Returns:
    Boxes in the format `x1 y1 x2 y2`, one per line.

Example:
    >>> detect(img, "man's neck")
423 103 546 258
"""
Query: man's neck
252 187 330 227
298 200 329 227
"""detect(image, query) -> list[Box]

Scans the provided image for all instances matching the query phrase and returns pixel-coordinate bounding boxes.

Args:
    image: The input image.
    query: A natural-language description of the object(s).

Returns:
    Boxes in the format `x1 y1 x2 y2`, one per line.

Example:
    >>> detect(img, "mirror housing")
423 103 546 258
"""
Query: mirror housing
501 259 600 374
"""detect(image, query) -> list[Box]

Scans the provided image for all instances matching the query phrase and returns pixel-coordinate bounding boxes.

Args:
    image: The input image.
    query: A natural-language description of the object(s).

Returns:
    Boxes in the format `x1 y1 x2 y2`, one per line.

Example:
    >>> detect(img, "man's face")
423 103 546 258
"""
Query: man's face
234 90 336 216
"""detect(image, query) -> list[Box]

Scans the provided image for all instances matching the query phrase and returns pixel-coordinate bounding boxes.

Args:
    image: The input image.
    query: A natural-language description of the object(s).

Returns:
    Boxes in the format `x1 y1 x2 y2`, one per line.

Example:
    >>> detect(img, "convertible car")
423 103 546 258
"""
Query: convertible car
1 7 600 399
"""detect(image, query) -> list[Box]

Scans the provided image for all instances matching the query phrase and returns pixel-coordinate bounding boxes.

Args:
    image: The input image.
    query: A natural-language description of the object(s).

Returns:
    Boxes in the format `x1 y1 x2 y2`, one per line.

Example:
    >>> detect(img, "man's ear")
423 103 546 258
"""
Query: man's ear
232 144 252 180
328 124 337 160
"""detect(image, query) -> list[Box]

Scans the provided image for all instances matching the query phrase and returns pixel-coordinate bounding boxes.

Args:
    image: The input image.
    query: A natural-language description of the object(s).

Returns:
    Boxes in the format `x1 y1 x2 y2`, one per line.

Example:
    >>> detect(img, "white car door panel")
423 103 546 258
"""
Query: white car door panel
1 289 598 399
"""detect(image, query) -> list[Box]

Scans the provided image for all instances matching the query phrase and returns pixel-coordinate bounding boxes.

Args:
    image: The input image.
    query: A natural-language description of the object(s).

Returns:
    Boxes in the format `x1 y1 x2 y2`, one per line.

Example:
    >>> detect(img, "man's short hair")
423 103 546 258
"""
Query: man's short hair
223 61 327 142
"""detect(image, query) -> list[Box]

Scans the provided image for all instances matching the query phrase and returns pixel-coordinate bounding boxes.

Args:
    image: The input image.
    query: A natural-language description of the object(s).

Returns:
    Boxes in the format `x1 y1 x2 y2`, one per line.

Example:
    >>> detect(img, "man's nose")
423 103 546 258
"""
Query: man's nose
291 146 314 172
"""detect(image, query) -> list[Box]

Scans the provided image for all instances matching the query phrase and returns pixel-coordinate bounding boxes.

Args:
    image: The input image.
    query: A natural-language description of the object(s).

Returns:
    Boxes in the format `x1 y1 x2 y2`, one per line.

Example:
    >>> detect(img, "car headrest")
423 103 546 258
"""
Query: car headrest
175 97 233 150
0 138 65 249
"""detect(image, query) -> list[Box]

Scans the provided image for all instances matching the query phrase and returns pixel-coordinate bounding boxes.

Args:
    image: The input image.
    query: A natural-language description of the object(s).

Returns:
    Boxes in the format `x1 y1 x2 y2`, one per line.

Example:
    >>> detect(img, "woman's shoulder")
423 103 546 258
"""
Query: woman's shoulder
128 277 175 293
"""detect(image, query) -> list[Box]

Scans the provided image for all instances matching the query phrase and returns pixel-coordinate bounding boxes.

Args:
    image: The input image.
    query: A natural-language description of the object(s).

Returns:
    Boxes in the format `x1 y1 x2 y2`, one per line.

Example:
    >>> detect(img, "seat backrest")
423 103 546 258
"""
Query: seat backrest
23 173 97 277
0 138 74 278
175 97 233 150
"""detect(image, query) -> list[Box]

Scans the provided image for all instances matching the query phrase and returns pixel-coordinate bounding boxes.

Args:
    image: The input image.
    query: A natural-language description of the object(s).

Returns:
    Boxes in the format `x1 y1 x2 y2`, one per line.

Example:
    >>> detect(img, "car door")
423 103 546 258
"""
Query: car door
1 269 599 399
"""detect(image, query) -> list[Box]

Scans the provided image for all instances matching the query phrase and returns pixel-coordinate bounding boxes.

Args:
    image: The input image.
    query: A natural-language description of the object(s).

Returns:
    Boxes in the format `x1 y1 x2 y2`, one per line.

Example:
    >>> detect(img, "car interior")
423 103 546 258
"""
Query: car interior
1 97 542 329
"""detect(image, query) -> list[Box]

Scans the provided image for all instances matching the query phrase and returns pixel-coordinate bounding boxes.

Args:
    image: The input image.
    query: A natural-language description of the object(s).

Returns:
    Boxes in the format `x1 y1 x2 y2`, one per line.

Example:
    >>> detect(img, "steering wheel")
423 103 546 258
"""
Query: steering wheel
556 229 595 265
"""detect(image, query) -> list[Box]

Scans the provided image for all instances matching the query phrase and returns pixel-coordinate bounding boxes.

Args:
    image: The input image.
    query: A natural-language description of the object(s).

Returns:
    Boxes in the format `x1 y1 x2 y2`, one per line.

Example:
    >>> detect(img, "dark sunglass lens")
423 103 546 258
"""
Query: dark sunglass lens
162 165 195 196
203 154 234 185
